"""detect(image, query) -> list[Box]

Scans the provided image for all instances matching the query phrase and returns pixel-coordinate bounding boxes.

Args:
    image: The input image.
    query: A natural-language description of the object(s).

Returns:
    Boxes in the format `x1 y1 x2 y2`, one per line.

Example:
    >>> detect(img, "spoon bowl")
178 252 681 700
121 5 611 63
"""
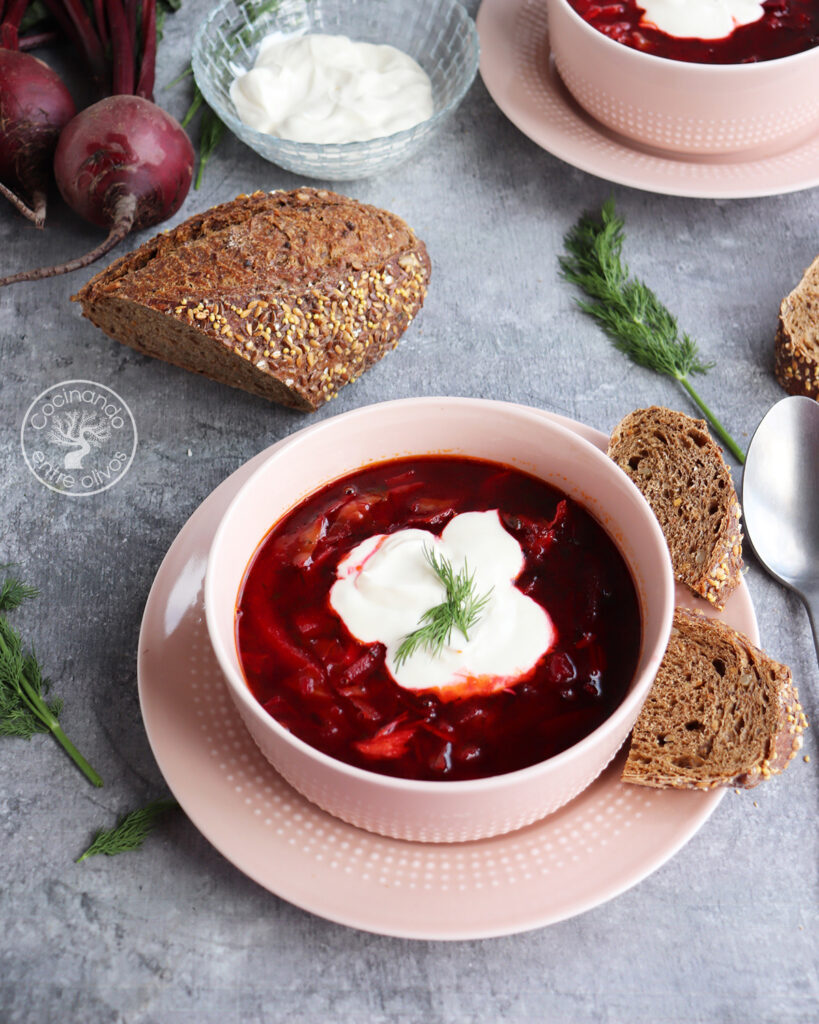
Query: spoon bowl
743 395 819 662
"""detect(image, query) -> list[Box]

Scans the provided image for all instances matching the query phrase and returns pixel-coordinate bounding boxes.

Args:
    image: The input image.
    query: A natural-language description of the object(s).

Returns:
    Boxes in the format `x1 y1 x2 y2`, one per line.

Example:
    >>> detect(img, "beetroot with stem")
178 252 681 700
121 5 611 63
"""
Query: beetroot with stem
0 0 193 285
0 44 76 227
0 94 193 286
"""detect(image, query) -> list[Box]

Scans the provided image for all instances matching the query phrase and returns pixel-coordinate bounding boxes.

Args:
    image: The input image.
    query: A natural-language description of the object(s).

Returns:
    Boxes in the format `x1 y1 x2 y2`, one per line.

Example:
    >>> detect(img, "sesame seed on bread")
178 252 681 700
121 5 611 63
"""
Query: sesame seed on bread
775 254 819 400
622 608 806 790
608 406 743 610
74 189 430 411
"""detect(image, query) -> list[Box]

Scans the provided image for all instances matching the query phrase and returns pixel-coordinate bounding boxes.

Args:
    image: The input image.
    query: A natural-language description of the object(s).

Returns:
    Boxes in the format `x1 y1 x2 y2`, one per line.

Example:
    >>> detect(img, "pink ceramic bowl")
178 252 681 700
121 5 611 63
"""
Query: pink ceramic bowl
205 398 674 842
546 0 819 156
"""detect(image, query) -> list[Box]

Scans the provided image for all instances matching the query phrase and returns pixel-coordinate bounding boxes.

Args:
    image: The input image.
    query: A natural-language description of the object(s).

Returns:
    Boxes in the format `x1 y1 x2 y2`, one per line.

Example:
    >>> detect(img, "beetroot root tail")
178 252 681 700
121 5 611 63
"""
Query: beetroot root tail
0 193 136 286
0 182 45 228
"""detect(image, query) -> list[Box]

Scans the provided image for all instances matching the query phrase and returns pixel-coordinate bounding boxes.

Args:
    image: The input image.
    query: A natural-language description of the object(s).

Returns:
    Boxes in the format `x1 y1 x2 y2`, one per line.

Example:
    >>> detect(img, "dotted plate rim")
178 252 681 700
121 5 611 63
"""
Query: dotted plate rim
137 406 758 939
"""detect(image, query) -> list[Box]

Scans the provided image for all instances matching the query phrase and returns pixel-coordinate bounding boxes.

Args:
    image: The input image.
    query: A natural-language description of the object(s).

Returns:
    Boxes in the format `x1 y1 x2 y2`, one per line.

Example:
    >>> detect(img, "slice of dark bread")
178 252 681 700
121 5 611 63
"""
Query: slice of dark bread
608 406 742 610
623 608 806 790
74 189 430 411
775 254 819 399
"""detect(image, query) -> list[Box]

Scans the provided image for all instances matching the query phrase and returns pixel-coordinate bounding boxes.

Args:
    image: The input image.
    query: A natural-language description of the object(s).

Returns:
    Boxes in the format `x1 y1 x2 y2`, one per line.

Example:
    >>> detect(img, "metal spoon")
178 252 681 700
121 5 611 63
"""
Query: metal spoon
742 395 819 664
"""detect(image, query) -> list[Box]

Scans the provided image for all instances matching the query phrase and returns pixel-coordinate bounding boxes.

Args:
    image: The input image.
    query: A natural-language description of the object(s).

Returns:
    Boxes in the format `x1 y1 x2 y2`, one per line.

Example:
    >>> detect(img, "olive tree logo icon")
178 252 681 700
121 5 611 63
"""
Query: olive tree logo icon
21 380 137 496
47 409 113 470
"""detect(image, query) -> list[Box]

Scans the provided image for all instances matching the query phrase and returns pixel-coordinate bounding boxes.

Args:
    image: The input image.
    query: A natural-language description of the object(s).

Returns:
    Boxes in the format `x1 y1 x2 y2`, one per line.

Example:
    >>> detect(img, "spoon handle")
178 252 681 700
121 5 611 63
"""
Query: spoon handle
802 584 819 667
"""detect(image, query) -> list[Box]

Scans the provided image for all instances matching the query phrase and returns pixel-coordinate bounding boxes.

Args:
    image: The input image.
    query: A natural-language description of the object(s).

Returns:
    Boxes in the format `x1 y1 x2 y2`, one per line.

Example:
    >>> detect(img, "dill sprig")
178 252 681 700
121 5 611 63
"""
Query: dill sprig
559 199 745 464
0 568 103 787
0 572 39 612
394 547 492 668
77 798 179 862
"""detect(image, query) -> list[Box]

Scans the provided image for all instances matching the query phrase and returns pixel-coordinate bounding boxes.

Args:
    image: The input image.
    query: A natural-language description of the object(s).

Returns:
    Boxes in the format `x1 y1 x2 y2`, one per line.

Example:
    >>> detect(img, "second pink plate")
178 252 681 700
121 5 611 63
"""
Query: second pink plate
477 0 819 199
137 409 757 939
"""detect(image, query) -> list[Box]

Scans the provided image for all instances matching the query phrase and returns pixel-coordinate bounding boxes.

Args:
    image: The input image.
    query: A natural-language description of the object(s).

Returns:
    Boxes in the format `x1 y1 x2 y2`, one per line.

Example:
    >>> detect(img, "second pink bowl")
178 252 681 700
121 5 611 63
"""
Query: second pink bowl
547 0 819 156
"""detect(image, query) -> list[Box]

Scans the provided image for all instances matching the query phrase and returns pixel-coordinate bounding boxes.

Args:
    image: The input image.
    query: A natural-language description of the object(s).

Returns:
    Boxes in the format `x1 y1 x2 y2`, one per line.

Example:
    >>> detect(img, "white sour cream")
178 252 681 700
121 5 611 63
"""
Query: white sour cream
330 510 556 697
639 0 764 40
229 32 434 145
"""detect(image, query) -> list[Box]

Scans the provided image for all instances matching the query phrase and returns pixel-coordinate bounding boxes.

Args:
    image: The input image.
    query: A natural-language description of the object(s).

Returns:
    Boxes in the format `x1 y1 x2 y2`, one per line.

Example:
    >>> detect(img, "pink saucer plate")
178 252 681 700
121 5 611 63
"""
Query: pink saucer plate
137 407 758 940
476 0 819 200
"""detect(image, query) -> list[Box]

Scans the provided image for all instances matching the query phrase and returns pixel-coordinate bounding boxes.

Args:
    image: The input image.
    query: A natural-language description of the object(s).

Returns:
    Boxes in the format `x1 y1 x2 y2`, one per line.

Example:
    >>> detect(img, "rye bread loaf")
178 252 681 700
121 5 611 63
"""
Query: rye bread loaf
775 254 819 399
74 189 430 411
608 407 743 610
622 607 806 790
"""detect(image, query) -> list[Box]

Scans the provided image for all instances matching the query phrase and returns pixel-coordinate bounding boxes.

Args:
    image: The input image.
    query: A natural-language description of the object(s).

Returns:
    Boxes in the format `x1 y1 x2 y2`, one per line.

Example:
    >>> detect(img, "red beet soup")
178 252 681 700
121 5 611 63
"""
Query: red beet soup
567 1 819 64
236 456 642 782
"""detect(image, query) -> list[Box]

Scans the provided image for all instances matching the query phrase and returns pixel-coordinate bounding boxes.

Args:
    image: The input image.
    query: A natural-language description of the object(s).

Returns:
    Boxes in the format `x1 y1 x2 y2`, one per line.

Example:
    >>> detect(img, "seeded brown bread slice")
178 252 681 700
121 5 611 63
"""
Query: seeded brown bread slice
608 407 743 610
622 607 806 790
74 189 430 411
775 254 819 399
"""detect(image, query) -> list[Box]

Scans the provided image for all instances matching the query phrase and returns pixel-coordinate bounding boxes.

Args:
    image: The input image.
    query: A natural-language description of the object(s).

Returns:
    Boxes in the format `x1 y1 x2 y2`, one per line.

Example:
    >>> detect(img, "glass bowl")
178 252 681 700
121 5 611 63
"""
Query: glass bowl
192 0 480 180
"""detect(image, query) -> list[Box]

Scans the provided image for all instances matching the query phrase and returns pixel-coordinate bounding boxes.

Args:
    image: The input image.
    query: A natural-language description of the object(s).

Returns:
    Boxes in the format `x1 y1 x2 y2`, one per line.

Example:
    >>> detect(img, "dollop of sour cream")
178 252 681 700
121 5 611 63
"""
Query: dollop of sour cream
330 510 556 698
639 0 765 40
229 32 434 145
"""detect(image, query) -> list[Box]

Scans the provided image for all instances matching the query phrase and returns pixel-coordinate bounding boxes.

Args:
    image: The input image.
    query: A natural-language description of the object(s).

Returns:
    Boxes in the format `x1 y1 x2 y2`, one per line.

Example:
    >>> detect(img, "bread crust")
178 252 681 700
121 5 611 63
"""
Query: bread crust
622 608 807 790
608 406 743 610
74 189 431 411
775 254 819 400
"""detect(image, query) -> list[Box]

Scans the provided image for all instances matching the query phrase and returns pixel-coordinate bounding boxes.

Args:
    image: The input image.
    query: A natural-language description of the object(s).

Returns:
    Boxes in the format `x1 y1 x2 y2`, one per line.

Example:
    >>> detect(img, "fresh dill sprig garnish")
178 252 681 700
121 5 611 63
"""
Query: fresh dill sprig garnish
394 547 492 669
77 798 179 862
0 567 102 787
0 627 62 740
559 199 745 464
0 567 39 612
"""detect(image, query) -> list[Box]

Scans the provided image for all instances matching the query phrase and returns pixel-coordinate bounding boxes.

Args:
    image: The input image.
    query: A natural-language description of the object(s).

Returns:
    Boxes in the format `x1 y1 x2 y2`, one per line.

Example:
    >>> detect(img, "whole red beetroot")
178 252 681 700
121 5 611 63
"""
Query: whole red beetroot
0 49 76 227
54 94 194 230
0 94 194 286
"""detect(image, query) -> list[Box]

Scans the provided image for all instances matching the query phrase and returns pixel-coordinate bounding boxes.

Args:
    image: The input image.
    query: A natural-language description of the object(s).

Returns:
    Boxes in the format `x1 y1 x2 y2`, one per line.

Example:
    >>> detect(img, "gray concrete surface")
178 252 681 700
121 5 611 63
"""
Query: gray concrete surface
0 1 817 1021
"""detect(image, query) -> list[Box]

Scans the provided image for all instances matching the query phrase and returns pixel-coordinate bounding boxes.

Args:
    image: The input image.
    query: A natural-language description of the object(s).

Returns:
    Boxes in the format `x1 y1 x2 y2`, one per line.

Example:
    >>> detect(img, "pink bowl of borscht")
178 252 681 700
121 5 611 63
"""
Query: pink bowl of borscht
546 0 819 157
205 398 674 842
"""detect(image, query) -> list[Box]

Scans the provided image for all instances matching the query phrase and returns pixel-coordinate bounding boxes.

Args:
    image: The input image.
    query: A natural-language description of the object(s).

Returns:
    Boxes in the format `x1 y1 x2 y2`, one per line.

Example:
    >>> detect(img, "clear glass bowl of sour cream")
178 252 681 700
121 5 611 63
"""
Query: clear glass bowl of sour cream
192 0 480 180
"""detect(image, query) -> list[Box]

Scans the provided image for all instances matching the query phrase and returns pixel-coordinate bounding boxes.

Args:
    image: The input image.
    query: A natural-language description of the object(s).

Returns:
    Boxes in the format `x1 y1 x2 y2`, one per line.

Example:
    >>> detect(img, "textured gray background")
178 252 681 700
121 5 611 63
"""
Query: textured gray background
1 1 817 1021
